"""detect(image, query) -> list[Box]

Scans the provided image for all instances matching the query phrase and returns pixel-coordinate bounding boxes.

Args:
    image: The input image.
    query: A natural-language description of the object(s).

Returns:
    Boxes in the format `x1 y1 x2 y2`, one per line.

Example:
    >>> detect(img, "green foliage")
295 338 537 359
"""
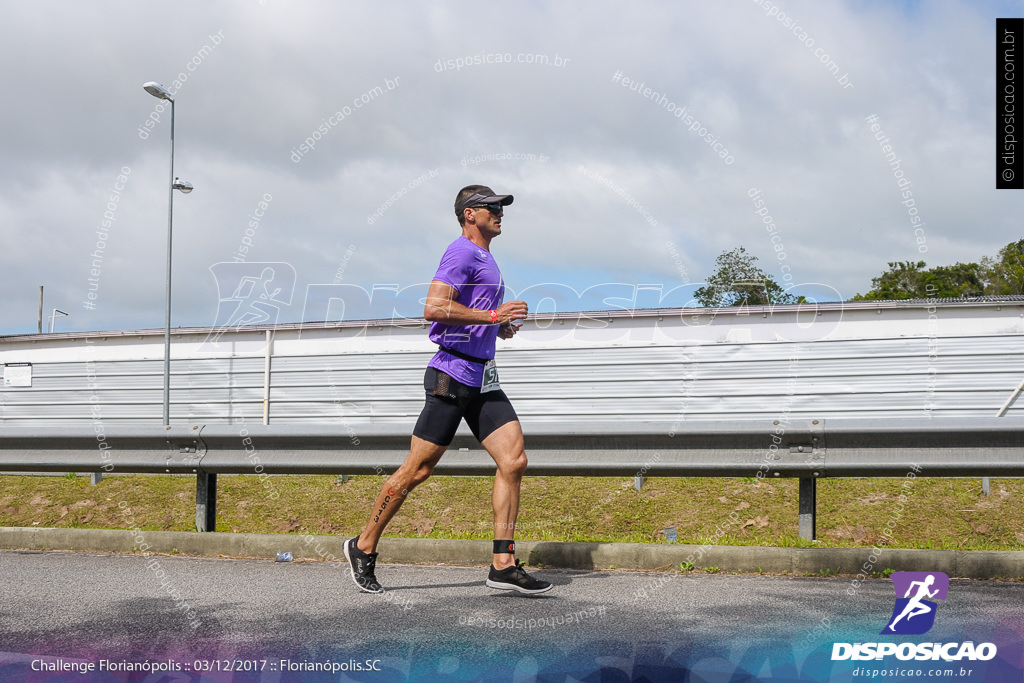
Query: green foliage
924 263 986 297
695 247 802 307
981 238 1024 295
7 475 1024 552
852 260 985 300
853 237 1024 301
861 260 928 301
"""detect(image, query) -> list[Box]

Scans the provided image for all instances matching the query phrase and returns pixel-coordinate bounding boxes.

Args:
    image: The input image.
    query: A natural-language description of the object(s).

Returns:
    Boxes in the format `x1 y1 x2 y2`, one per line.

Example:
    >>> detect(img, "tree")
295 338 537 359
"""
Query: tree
852 260 986 300
923 263 985 297
852 260 925 301
694 246 801 307
982 238 1024 295
849 237 1024 301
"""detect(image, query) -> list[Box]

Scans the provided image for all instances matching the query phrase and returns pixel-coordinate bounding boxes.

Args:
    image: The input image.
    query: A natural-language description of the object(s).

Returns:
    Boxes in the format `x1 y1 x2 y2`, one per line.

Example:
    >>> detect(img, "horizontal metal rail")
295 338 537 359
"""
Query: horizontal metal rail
2 418 1022 538
1 418 1022 476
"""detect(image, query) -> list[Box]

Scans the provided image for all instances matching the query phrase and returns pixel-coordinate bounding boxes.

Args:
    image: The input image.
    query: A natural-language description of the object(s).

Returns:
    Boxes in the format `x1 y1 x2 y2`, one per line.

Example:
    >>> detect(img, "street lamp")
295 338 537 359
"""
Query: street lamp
143 81 193 426
48 309 68 333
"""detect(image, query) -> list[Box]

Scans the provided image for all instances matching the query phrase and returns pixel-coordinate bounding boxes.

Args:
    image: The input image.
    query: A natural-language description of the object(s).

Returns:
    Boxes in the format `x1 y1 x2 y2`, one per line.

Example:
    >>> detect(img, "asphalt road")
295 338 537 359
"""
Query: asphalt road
1 550 1022 682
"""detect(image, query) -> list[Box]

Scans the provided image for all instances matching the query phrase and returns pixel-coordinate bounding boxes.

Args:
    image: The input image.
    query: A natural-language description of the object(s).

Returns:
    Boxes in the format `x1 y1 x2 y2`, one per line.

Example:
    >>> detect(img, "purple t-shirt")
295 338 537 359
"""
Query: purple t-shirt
427 236 505 387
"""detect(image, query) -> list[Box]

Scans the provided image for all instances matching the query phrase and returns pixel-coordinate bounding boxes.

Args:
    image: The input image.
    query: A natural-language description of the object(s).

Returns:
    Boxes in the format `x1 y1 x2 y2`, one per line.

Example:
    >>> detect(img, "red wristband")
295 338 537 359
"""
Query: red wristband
489 309 498 323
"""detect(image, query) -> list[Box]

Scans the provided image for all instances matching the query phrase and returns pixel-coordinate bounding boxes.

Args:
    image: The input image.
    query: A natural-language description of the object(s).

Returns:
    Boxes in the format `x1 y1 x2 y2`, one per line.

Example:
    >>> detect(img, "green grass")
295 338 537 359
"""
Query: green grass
1 474 1023 551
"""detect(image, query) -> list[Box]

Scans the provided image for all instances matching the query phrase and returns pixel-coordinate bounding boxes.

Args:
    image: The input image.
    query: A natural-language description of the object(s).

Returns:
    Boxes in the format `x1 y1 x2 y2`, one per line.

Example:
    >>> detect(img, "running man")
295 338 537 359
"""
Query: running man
887 574 939 631
210 267 283 343
344 185 552 596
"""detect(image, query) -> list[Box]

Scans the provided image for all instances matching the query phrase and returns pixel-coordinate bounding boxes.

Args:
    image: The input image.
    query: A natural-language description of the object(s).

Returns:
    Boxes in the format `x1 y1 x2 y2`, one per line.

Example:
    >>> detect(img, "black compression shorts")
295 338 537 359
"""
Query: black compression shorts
412 367 519 447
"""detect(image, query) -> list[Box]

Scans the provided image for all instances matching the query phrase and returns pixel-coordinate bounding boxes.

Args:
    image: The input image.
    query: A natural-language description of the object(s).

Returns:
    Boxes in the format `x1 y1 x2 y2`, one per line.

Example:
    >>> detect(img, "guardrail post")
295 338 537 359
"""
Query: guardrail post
798 477 816 540
196 473 217 532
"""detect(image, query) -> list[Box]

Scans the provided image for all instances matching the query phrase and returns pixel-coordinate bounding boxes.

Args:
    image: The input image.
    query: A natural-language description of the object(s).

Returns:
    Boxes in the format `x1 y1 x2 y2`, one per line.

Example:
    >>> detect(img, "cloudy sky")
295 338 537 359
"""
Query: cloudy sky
1 0 1021 335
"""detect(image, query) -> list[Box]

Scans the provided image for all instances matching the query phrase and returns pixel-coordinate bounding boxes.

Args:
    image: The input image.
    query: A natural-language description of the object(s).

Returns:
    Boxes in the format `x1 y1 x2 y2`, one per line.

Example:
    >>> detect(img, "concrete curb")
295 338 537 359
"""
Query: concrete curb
2 527 1022 579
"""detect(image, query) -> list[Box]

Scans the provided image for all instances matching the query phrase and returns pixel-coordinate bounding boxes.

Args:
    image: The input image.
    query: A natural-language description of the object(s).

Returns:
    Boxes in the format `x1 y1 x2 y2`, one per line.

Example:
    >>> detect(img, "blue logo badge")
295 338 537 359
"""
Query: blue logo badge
880 571 949 635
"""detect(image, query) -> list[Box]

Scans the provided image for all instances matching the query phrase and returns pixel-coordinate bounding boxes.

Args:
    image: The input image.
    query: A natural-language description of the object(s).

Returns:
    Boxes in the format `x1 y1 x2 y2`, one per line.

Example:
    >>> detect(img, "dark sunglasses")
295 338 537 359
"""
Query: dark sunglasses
472 203 504 214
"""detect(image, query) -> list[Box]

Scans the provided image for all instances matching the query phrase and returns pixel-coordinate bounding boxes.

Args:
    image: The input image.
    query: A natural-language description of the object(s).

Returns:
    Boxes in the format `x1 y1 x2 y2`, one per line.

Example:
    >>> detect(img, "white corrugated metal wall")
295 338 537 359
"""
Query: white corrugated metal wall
2 301 1023 426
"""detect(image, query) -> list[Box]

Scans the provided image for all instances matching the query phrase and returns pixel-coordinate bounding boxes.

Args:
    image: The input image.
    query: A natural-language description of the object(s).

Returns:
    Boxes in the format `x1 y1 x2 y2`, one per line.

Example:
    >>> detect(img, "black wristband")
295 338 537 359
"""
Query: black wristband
493 539 515 554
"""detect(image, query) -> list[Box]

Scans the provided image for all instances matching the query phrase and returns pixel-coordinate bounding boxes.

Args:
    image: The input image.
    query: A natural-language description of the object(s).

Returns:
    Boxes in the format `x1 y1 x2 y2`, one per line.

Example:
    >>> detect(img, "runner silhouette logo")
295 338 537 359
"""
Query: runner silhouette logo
880 571 949 635
200 262 296 352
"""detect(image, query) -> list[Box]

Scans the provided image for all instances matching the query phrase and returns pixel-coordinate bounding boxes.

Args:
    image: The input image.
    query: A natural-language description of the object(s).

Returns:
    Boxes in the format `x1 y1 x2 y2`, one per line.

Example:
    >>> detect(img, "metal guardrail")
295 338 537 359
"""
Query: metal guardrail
2 418 1022 539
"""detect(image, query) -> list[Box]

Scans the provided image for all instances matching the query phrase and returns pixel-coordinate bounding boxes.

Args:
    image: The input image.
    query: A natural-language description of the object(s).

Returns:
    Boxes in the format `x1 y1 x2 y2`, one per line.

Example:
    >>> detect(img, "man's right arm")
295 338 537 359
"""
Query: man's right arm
423 280 528 326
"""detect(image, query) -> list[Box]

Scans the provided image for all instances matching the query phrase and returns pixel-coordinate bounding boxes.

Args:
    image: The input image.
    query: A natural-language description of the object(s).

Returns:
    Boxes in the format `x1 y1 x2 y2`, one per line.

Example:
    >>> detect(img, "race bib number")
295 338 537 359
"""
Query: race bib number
481 359 500 393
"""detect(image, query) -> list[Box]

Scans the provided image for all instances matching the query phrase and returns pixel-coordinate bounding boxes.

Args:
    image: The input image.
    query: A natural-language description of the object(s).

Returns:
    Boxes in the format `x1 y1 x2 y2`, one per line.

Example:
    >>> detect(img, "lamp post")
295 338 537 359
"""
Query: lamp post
143 82 193 426
48 309 68 333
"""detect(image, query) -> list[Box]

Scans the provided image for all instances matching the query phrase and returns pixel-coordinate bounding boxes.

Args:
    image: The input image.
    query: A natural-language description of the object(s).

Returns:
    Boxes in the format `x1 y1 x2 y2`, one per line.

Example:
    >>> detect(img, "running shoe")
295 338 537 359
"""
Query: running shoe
486 560 553 594
344 537 384 594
